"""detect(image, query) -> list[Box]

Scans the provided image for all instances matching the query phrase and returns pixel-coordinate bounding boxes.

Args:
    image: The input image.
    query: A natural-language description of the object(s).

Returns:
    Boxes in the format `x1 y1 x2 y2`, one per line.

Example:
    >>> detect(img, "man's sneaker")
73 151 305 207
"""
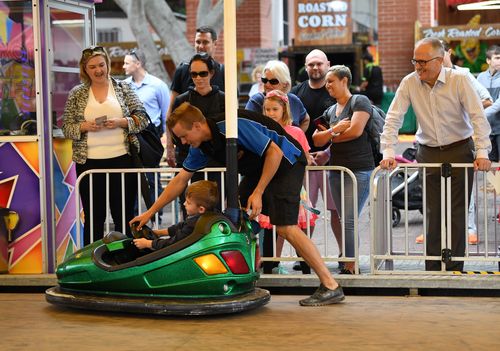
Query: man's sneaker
292 261 302 271
271 265 289 275
299 284 345 306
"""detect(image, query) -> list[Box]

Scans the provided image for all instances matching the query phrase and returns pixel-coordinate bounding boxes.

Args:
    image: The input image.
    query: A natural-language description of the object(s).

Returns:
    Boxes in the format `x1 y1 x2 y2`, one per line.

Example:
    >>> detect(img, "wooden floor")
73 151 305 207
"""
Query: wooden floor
0 293 499 350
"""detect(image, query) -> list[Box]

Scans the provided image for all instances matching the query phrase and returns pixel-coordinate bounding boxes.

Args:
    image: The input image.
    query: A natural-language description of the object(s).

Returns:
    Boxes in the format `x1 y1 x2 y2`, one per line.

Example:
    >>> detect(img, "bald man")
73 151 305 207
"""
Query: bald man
291 49 342 272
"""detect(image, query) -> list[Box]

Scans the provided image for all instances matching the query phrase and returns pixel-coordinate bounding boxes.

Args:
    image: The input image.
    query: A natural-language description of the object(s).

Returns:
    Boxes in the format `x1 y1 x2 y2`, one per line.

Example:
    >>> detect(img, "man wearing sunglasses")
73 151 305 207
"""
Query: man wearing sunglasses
380 38 492 272
165 26 225 167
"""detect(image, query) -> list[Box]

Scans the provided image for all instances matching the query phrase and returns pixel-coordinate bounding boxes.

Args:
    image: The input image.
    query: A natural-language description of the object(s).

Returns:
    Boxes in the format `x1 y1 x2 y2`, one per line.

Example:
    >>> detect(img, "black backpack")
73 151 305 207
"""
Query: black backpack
352 95 385 165
324 94 385 165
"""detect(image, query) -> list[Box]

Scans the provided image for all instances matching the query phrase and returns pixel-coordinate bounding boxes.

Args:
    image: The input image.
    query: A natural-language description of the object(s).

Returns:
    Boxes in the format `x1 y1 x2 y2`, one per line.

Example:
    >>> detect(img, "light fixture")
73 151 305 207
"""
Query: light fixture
52 19 84 26
457 1 500 10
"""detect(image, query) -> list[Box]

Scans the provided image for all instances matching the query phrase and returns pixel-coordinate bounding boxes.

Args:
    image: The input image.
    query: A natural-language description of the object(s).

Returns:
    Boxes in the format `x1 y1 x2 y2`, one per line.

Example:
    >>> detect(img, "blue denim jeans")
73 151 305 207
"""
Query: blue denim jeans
329 169 372 257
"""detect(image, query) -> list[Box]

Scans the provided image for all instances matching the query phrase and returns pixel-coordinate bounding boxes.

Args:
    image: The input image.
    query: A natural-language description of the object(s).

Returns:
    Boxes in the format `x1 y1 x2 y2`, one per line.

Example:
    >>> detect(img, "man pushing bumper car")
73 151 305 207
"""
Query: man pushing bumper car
131 102 345 306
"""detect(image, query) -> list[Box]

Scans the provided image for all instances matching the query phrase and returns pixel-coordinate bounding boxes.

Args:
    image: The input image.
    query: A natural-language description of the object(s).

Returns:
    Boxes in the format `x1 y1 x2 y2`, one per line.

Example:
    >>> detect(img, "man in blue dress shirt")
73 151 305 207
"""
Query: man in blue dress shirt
380 38 491 271
124 49 170 218
123 49 170 138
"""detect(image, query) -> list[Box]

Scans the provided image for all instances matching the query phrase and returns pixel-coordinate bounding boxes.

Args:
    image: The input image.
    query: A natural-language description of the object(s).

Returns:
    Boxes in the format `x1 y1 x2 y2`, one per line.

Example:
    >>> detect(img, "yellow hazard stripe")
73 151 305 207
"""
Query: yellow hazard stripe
453 271 500 275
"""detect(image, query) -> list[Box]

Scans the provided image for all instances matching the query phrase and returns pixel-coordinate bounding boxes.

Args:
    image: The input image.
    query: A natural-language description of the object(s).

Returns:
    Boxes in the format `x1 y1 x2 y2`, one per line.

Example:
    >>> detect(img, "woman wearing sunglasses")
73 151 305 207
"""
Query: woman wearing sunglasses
170 52 225 217
245 60 310 132
62 46 149 245
171 53 225 168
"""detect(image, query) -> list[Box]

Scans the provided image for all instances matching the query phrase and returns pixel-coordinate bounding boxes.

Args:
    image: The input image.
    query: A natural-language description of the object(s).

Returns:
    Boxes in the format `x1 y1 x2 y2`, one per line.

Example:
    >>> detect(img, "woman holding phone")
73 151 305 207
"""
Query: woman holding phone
62 46 148 245
312 65 375 274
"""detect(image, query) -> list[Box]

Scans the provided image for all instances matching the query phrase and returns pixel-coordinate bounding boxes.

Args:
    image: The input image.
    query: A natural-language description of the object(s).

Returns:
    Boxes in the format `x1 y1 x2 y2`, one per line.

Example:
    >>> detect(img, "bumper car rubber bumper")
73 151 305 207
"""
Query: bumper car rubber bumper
45 286 270 316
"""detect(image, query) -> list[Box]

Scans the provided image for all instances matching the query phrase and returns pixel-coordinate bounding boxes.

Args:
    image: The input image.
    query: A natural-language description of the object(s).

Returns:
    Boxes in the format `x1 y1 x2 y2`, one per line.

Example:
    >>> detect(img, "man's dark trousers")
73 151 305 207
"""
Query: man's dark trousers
417 139 474 271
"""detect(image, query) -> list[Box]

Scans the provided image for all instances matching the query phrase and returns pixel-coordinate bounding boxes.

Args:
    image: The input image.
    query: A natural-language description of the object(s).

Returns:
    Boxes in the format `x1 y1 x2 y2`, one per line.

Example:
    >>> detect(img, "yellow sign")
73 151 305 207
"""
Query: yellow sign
419 24 500 41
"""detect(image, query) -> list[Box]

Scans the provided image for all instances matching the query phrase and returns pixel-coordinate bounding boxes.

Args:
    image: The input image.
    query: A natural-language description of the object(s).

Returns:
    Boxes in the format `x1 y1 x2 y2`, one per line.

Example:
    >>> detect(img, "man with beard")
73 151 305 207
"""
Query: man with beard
290 49 342 273
380 38 491 271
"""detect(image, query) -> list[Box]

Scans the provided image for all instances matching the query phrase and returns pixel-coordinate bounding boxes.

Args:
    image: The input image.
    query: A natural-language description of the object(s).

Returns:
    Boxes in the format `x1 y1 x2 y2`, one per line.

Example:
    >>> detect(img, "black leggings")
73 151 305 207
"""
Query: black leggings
76 154 137 245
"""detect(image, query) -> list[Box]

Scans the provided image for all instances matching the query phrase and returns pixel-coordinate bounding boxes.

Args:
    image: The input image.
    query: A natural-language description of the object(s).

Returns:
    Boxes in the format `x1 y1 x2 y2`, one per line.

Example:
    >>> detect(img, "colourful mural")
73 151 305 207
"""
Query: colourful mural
53 139 81 265
0 139 79 273
0 141 41 273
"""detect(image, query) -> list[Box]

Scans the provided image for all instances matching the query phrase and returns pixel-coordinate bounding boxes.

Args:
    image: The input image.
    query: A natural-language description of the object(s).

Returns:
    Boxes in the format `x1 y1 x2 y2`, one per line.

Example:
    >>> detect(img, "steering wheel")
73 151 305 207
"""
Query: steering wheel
130 222 156 240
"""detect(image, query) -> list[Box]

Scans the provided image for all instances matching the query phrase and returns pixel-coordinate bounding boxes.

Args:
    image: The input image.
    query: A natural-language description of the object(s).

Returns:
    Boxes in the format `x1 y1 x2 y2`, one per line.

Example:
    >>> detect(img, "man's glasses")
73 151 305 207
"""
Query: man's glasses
190 71 209 78
82 46 105 58
411 57 441 66
261 77 280 85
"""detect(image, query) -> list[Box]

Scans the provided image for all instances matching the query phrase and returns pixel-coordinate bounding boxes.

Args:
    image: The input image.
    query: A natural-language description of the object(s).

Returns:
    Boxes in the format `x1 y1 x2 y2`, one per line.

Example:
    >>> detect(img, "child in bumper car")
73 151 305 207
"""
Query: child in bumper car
133 180 218 250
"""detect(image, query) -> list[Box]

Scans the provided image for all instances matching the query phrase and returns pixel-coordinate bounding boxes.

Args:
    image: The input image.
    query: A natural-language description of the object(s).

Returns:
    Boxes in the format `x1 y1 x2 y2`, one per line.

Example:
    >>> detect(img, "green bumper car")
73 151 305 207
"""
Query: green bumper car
46 212 270 316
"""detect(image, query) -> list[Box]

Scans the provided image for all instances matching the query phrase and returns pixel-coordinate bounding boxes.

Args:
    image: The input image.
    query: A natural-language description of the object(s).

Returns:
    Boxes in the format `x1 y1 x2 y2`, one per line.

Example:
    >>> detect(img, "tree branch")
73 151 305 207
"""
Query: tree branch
198 0 246 37
145 0 194 65
115 0 170 83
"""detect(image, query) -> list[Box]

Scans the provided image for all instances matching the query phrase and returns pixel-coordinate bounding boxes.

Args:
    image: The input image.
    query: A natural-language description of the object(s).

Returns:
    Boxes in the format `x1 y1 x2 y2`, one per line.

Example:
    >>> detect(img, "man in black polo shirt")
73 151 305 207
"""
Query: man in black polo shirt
291 49 342 271
165 26 225 166
131 102 345 306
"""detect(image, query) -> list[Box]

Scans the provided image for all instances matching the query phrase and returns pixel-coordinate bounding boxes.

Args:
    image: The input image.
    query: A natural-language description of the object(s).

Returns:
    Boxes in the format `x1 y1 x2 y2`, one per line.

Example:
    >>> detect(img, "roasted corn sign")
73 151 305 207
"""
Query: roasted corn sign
294 0 352 46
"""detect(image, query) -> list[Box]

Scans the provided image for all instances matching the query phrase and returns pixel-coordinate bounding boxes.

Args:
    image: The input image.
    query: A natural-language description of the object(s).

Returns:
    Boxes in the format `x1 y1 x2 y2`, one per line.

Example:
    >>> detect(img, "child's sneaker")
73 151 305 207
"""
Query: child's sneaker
468 233 478 245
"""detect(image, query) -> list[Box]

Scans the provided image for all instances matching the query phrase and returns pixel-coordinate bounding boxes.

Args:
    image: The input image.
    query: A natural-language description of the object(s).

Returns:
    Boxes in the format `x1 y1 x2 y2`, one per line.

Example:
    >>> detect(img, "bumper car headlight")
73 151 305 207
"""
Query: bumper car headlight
194 254 228 275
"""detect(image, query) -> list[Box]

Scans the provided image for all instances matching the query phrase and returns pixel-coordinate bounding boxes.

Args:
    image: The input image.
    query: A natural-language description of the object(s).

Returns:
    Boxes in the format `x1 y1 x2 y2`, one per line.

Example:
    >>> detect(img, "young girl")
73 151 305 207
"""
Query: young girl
260 89 318 274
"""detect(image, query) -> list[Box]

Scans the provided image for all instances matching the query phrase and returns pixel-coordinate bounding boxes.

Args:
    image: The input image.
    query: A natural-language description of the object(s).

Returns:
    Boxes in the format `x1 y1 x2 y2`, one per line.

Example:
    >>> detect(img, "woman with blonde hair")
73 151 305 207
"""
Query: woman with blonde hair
245 60 310 132
248 64 264 97
62 46 148 244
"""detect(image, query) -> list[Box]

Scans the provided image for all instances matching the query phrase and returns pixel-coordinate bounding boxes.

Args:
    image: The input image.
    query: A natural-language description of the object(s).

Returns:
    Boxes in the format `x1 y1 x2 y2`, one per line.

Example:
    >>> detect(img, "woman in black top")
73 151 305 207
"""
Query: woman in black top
171 53 225 217
312 65 375 274
172 53 225 167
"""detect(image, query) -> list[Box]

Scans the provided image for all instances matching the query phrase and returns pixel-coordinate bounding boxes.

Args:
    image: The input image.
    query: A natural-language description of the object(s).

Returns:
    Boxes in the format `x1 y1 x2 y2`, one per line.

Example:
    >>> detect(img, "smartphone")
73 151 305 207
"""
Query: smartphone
313 115 330 130
95 115 107 125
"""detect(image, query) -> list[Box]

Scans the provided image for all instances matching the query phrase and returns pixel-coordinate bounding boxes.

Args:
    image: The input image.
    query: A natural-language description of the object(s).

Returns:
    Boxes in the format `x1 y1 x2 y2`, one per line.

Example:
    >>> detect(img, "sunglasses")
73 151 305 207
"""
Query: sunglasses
261 77 280 85
129 49 139 60
82 46 105 58
190 71 209 78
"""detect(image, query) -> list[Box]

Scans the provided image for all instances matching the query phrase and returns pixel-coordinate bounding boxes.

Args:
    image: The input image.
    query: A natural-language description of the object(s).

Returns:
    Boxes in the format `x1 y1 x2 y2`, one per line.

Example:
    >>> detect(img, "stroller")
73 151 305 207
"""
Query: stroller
391 147 423 227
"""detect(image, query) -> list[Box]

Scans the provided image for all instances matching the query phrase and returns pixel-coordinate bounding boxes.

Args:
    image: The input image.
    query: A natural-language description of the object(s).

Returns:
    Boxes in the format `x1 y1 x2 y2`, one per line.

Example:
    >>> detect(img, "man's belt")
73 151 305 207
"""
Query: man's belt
423 137 472 151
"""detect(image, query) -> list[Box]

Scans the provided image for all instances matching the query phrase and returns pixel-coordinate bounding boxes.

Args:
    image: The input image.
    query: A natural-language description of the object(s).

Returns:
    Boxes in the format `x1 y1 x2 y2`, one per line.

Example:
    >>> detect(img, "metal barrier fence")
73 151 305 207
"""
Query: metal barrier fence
73 166 359 273
74 167 226 247
260 166 359 274
73 164 500 275
370 163 500 274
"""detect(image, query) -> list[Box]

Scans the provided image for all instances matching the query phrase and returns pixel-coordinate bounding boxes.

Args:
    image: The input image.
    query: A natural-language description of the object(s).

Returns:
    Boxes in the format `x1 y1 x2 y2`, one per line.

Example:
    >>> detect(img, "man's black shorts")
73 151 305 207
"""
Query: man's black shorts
238 158 306 226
